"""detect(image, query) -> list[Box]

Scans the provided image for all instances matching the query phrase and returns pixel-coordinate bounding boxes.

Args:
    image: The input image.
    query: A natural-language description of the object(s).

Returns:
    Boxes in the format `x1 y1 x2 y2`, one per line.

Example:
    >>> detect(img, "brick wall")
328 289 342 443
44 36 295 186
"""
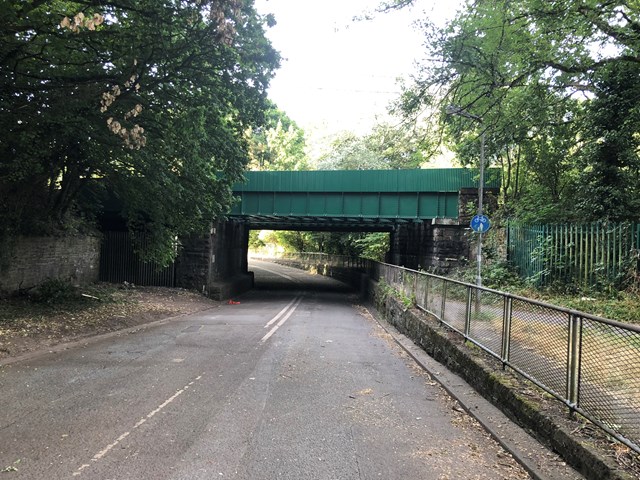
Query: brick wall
0 235 101 294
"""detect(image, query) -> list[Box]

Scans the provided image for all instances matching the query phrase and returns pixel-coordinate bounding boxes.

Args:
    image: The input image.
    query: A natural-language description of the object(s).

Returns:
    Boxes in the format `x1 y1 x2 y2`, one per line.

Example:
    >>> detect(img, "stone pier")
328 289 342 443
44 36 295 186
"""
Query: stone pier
387 220 469 273
175 220 253 300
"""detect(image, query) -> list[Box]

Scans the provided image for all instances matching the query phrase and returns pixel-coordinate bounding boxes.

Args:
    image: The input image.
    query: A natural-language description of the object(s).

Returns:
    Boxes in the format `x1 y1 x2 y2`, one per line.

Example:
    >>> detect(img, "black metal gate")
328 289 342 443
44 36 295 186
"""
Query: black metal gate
99 231 176 287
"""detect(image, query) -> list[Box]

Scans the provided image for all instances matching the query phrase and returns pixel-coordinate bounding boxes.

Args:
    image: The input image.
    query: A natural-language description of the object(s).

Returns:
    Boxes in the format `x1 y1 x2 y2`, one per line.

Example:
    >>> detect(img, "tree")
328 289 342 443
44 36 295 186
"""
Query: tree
354 232 389 260
315 132 386 170
247 102 309 171
392 0 640 222
314 122 429 170
573 61 640 221
0 0 280 262
271 230 312 253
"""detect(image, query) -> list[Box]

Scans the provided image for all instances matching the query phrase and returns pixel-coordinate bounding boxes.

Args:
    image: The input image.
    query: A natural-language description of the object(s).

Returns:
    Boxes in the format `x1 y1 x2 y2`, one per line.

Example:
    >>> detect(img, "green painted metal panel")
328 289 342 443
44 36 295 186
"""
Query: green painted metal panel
325 194 342 216
233 189 462 219
260 193 274 214
445 193 458 218
399 194 417 217
273 193 289 214
244 193 260 214
378 194 395 217
343 194 361 216
230 169 496 221
416 193 434 217
361 193 379 216
234 168 500 193
307 193 325 216
290 193 307 215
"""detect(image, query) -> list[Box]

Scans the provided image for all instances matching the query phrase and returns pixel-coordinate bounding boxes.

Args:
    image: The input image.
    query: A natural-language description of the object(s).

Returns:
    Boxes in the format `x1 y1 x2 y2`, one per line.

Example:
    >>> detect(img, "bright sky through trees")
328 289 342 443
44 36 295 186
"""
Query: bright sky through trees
254 0 463 136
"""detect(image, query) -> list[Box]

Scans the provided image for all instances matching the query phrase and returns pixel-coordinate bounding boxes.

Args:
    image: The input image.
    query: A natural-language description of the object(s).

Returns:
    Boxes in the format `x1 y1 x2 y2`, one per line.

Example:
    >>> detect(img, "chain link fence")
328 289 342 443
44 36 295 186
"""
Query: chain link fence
264 252 640 453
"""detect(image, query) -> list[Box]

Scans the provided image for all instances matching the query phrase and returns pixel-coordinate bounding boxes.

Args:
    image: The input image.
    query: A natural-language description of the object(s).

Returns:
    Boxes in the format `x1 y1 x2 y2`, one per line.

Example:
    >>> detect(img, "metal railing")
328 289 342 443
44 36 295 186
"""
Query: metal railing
508 222 640 287
100 231 176 287
264 252 640 453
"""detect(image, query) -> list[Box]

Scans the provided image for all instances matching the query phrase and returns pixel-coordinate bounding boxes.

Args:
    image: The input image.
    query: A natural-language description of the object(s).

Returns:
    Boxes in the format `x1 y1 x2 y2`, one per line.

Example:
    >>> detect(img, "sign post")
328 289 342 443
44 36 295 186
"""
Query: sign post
470 214 490 313
446 106 487 313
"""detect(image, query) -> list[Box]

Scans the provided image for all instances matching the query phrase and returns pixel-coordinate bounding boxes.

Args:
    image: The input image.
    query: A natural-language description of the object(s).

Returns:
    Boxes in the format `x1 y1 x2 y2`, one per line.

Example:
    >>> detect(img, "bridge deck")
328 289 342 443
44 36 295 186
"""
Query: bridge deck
230 169 500 230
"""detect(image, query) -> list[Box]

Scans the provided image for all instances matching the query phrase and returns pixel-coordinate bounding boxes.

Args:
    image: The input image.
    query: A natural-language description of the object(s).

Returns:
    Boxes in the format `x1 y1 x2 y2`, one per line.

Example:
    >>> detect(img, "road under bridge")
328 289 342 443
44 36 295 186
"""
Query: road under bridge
0 261 581 479
175 168 499 299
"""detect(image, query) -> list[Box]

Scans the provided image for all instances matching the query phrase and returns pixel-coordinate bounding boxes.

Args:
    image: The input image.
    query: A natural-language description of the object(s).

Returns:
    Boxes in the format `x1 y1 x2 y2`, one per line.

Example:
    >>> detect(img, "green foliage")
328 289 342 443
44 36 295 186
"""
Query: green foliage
315 132 386 170
377 280 414 309
0 0 280 261
450 259 524 291
392 0 640 224
30 279 79 304
248 230 265 250
573 62 640 221
354 232 389 261
247 102 309 171
256 229 390 261
314 122 430 170
269 231 312 253
481 262 525 290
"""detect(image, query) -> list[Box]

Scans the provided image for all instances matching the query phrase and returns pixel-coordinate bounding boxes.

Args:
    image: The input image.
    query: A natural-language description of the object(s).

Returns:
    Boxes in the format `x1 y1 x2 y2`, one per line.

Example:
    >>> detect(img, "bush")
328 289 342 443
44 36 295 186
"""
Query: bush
30 278 80 304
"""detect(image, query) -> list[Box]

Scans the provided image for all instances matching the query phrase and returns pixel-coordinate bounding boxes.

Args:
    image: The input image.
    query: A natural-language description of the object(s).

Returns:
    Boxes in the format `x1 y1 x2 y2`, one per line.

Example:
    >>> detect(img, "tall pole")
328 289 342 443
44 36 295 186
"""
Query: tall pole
445 105 485 310
477 131 485 292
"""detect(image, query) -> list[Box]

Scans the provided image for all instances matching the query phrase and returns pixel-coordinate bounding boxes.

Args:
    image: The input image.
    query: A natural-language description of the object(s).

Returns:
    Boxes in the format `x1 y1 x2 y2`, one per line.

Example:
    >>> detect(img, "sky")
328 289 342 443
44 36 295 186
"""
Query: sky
253 0 464 138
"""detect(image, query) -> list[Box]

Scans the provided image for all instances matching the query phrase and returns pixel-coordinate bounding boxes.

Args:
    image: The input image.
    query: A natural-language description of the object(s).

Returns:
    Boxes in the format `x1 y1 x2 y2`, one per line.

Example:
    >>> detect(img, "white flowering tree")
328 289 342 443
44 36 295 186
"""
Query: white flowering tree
0 0 280 262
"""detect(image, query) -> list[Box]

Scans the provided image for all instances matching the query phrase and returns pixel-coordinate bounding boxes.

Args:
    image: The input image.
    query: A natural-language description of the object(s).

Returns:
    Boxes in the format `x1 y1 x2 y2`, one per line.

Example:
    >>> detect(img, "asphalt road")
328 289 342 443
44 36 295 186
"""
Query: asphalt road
0 260 543 479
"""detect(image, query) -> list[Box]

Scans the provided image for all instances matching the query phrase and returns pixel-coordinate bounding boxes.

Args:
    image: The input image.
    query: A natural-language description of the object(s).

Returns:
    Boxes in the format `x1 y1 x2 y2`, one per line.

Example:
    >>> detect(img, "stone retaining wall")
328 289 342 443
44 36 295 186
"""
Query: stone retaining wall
0 235 101 294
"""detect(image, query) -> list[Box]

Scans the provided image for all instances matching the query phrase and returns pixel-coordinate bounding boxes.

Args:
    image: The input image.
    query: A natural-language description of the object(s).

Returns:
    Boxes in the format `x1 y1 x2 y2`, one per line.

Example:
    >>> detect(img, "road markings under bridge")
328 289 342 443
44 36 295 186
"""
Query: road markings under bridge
261 295 303 343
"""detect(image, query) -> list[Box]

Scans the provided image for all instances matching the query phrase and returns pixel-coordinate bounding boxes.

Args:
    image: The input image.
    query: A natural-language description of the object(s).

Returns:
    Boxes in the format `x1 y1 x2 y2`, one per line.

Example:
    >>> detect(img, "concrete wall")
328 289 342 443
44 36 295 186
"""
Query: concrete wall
0 235 101 294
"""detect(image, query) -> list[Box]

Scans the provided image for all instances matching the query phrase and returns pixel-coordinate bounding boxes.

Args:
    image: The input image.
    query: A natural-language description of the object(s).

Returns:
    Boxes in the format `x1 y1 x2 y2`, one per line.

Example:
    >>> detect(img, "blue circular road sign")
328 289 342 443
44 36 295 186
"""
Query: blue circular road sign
470 214 491 233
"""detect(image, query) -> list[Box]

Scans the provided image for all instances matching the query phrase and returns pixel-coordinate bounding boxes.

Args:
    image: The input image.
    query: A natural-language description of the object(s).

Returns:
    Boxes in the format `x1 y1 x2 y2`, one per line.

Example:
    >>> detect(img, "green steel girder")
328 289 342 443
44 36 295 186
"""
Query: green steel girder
231 191 458 218
229 168 500 229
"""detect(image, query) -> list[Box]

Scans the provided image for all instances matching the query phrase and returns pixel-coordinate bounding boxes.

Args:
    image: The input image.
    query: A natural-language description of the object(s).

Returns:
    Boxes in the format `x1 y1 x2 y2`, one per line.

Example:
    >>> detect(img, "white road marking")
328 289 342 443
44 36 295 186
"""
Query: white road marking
261 297 303 343
73 374 205 476
264 296 301 329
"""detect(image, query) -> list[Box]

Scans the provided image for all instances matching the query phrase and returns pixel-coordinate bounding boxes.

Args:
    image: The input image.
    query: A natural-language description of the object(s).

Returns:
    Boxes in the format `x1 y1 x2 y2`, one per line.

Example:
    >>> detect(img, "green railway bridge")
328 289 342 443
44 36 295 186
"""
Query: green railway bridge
176 169 500 298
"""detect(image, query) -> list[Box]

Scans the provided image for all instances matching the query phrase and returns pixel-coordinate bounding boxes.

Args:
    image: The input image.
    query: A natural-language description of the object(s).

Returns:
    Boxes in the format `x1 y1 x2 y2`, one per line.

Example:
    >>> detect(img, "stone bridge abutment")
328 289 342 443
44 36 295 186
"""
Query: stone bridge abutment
387 219 469 272
175 220 252 300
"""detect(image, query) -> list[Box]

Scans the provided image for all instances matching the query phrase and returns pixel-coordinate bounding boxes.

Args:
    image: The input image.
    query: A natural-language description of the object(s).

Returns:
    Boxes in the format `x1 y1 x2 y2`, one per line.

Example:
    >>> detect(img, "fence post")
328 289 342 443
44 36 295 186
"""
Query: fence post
567 313 582 414
440 280 448 323
425 273 431 309
464 286 472 339
501 296 513 369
